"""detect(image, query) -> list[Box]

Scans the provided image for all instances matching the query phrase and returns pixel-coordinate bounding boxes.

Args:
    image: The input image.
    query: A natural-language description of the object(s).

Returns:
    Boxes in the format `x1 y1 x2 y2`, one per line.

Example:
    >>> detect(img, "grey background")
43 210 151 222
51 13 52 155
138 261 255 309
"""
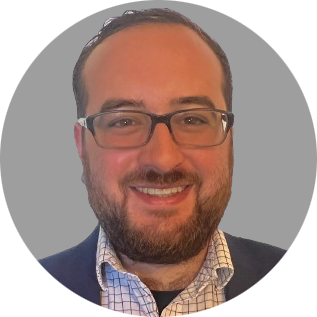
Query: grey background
1 1 316 260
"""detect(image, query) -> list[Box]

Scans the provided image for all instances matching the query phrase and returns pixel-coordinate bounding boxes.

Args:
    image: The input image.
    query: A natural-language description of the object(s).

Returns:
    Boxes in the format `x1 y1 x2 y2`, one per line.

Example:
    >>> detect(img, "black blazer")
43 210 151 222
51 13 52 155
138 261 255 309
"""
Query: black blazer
39 226 286 306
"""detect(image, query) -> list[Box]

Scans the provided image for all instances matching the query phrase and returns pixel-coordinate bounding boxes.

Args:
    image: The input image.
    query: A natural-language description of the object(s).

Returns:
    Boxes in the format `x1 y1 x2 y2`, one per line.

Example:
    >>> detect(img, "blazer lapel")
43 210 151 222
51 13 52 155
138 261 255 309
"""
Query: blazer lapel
66 225 101 305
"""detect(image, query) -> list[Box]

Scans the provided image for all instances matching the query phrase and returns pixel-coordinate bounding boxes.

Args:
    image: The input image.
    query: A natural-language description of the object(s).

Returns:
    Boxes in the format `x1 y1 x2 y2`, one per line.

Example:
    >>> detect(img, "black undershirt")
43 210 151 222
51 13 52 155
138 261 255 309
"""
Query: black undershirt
150 289 184 316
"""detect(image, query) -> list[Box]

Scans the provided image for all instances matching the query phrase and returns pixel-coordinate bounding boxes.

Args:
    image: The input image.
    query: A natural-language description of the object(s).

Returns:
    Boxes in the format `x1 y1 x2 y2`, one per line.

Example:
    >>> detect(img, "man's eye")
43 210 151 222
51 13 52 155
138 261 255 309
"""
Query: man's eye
183 116 207 125
109 118 135 128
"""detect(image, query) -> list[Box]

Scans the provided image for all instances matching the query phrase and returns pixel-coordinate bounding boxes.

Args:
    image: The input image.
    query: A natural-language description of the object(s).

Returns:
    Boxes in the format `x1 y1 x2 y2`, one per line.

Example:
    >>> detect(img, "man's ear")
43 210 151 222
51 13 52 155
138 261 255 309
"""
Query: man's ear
74 123 83 160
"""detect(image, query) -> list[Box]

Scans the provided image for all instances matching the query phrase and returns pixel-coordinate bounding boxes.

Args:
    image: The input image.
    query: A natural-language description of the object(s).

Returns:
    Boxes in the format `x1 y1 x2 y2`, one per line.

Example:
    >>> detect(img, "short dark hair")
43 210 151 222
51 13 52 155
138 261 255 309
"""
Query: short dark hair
73 8 233 119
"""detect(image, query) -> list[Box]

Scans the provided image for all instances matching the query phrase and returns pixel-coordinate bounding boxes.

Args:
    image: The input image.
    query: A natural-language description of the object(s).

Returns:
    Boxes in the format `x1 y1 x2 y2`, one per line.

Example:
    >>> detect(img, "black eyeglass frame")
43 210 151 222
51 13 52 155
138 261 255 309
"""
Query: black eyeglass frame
77 108 234 149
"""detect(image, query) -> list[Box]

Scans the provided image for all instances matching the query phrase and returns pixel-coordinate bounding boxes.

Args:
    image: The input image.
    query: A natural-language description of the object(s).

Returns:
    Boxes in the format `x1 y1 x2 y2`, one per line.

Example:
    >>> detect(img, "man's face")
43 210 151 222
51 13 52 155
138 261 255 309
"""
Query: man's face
76 24 233 264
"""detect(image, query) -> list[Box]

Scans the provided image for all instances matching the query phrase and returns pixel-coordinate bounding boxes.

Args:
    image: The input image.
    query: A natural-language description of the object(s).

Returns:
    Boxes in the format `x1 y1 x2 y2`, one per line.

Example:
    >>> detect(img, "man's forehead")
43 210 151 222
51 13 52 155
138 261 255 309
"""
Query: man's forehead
82 23 225 113
90 23 197 48
84 23 222 76
93 23 210 51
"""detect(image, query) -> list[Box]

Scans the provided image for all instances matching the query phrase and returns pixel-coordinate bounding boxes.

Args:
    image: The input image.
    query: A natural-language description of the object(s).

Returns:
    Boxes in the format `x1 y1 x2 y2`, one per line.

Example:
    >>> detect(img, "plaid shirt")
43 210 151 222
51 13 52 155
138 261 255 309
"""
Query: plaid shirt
96 227 234 316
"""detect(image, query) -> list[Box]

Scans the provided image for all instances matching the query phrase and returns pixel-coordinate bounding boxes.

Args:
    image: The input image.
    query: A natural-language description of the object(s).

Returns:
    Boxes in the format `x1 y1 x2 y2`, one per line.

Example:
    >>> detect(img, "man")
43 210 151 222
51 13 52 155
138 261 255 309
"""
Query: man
40 8 285 315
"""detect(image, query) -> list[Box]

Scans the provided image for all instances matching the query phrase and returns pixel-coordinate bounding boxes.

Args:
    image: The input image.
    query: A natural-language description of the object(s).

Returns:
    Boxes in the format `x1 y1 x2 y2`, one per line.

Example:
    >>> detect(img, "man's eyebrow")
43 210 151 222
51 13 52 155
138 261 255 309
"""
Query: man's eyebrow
170 96 216 110
99 99 145 112
98 96 216 113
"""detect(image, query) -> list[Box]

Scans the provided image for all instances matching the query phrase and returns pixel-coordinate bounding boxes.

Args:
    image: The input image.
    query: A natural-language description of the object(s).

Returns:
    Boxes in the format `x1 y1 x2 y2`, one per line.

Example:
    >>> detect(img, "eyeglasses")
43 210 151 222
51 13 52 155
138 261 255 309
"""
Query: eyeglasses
77 108 234 149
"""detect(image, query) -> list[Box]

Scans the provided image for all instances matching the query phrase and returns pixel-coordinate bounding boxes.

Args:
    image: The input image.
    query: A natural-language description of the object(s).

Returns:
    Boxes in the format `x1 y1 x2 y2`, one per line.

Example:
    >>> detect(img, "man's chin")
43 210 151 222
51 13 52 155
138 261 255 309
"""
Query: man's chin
126 206 194 230
99 208 215 264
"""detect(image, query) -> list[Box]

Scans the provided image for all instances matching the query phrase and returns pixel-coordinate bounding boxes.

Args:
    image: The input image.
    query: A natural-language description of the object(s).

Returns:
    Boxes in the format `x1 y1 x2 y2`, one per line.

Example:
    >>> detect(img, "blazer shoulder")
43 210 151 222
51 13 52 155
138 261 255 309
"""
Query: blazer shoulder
40 242 82 268
224 233 286 301
224 232 286 262
38 225 100 304
224 232 288 259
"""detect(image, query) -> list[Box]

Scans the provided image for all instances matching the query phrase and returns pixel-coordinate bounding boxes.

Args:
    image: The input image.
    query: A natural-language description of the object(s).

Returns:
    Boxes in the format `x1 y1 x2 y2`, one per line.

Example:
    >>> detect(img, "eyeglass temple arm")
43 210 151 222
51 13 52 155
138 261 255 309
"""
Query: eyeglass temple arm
77 118 88 128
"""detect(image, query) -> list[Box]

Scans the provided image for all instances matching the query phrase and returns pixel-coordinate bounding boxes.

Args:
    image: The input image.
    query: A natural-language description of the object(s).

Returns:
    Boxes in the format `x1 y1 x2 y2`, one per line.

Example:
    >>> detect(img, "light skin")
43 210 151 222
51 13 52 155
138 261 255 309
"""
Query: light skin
75 24 233 290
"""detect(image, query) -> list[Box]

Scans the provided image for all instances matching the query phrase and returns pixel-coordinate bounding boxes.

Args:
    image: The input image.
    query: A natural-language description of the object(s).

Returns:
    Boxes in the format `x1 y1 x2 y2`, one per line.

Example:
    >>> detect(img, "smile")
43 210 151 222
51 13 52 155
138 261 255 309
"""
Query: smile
134 186 187 197
130 184 192 205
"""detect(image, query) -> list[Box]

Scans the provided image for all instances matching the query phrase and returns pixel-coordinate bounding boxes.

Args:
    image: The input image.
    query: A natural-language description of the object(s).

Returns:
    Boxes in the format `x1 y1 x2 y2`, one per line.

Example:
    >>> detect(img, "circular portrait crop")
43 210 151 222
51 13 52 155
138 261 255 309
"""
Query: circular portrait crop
1 1 316 316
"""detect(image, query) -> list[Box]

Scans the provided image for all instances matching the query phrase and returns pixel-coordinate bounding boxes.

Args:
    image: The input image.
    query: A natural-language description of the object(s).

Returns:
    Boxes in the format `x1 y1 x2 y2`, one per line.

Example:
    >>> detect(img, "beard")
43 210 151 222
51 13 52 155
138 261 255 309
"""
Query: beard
82 143 233 265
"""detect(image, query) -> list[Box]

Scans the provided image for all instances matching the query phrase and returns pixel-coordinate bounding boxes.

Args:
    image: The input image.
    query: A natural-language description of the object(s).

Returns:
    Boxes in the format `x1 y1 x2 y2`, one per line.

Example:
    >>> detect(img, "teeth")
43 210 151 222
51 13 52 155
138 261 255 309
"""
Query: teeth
135 186 186 197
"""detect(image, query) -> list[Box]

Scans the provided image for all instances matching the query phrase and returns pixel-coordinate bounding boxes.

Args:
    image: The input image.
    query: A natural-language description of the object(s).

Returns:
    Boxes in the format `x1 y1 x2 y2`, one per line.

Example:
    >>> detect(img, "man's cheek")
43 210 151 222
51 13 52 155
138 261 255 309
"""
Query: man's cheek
102 152 138 178
199 166 225 195
110 150 138 165
97 155 133 195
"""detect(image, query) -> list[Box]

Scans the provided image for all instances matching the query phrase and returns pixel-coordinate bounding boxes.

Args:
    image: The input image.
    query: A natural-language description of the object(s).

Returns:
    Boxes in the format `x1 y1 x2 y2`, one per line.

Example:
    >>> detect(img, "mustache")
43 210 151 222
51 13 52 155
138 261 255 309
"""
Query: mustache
120 169 202 187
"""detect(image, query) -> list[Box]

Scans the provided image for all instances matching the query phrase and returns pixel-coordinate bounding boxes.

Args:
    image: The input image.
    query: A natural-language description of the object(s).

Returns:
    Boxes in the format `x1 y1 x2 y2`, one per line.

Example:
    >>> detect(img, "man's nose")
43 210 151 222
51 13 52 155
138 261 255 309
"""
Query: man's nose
137 123 184 174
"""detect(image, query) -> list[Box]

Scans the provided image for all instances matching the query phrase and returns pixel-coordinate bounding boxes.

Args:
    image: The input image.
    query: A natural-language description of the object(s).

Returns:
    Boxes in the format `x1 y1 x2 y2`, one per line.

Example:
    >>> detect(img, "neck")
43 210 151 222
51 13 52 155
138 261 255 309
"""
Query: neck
118 242 210 291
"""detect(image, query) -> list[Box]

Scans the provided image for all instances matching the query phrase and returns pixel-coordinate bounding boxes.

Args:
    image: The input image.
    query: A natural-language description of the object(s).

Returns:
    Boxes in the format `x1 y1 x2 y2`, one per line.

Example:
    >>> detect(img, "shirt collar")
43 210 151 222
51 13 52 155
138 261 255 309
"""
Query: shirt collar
96 226 234 292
